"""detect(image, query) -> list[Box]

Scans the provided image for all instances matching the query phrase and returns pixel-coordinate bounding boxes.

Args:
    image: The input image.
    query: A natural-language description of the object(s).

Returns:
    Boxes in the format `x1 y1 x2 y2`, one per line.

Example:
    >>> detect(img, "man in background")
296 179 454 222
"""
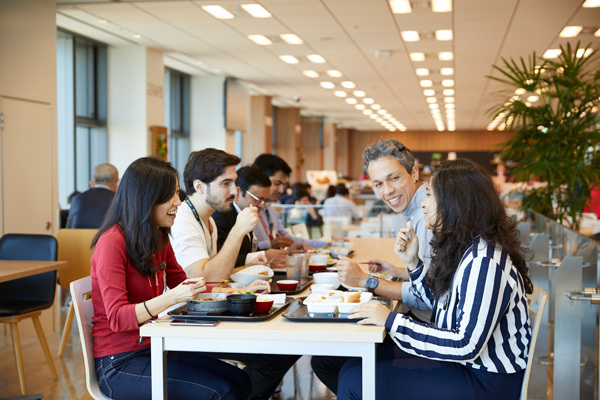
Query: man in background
66 163 118 228
322 182 360 220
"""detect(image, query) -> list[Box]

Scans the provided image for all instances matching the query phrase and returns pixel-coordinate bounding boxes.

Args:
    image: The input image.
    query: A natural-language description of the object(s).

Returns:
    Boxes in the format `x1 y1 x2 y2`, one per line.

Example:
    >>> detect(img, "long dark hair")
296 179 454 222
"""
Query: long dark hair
92 157 179 276
426 159 532 298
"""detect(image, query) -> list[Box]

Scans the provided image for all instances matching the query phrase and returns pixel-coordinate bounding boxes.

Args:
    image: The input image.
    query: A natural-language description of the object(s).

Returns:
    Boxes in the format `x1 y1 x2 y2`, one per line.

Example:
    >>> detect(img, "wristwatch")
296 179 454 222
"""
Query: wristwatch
365 275 379 293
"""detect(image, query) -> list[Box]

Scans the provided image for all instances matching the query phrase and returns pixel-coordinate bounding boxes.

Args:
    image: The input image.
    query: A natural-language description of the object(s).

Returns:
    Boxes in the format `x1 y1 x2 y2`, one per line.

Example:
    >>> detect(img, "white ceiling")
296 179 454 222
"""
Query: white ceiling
56 0 600 131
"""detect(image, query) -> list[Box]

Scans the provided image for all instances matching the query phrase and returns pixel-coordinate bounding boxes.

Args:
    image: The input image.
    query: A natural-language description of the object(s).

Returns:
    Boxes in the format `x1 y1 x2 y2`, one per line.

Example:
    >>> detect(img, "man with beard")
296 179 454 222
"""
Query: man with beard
170 148 299 400
170 148 263 281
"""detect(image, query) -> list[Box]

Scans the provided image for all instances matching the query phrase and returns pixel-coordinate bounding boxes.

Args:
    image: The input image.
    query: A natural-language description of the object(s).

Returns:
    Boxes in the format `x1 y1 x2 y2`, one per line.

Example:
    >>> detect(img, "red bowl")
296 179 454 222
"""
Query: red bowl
277 280 299 291
253 299 274 314
309 264 327 273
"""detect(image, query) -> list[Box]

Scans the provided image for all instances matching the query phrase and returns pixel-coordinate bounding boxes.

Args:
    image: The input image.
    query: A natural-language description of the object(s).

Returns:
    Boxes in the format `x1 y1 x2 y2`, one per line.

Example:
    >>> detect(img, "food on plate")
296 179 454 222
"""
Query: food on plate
316 176 330 184
256 271 269 276
342 291 362 303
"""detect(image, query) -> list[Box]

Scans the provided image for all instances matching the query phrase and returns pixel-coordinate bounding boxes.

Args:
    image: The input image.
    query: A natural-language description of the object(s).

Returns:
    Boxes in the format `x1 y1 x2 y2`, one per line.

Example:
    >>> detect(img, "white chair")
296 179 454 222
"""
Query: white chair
291 223 310 240
71 276 112 400
521 284 547 400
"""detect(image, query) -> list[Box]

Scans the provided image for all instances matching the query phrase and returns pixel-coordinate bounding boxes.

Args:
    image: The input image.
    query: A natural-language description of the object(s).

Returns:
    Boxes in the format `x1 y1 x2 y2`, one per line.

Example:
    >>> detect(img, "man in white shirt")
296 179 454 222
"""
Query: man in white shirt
170 148 298 400
322 183 360 220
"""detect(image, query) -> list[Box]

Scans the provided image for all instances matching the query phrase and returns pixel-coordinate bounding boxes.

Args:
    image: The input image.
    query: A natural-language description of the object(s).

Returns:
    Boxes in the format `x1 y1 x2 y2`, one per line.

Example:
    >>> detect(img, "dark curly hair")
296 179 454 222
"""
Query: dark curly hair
426 159 532 299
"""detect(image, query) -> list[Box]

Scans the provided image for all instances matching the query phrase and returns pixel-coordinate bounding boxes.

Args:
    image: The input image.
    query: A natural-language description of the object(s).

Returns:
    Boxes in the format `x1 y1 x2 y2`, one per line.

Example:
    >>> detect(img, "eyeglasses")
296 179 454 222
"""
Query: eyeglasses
245 190 271 207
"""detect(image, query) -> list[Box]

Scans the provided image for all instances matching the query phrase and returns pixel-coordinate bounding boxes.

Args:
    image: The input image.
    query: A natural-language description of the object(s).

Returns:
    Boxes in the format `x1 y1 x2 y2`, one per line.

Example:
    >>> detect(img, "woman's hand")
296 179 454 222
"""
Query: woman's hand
367 260 406 279
243 279 271 294
248 254 268 266
172 278 207 303
394 222 419 270
349 303 391 326
337 256 368 288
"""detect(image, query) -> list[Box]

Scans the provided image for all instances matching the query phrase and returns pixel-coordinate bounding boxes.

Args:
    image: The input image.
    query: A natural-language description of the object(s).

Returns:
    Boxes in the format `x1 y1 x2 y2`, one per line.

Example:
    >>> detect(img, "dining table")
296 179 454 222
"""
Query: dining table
0 259 67 283
141 237 402 400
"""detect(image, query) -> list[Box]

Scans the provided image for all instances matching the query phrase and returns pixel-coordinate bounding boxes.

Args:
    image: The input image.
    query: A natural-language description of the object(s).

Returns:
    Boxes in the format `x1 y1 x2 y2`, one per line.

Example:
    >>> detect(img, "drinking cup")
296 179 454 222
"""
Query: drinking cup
331 234 345 248
285 255 304 282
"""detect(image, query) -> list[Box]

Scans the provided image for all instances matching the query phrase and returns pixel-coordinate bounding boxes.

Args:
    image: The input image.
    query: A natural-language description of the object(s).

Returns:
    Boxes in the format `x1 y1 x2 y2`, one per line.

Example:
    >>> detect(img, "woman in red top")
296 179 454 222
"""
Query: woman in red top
91 157 251 399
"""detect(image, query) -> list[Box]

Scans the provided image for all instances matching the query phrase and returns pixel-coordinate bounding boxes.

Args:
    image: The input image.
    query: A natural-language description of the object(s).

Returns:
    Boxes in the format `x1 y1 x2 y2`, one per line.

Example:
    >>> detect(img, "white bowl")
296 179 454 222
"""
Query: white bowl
310 283 335 293
230 265 274 287
313 272 340 288
309 254 329 266
330 247 351 258
342 241 354 251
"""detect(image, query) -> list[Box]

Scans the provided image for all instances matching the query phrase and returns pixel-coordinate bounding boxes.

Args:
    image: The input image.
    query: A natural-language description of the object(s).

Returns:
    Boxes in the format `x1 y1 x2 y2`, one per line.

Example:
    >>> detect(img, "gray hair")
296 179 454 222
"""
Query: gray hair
93 163 119 185
362 140 415 176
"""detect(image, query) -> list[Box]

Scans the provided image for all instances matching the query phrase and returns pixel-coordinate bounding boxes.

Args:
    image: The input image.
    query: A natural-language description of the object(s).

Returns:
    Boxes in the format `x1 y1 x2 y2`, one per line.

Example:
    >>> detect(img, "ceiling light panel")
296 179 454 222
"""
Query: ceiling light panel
415 68 430 76
302 70 319 78
307 54 326 63
327 70 342 77
319 81 335 89
334 91 347 97
559 26 582 38
355 104 365 110
577 49 593 58
583 0 600 7
363 98 374 104
440 67 454 75
443 89 455 96
202 5 234 19
280 34 303 44
247 35 272 45
442 79 454 87
439 52 454 60
410 52 426 61
423 89 435 96
543 49 561 59
353 90 366 97
420 80 433 87
241 4 272 18
279 55 299 64
432 0 452 12
435 30 453 41
341 81 356 89
389 0 412 13
345 98 357 104
401 31 420 42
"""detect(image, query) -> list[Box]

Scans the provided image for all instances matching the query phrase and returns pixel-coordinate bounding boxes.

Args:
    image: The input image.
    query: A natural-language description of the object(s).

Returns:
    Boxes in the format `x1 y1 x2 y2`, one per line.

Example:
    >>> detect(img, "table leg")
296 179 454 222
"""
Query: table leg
361 343 377 400
150 337 167 399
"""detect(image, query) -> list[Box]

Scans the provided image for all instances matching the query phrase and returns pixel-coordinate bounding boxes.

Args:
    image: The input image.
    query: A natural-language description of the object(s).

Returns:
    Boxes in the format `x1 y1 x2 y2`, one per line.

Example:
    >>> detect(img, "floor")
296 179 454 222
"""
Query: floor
0 304 336 399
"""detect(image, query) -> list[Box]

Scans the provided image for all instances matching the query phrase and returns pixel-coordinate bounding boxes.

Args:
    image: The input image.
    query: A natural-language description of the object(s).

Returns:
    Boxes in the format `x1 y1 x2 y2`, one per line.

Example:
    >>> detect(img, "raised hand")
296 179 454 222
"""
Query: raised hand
367 259 406 279
265 248 287 270
271 235 294 249
235 206 259 235
394 222 419 270
174 278 207 303
337 256 368 288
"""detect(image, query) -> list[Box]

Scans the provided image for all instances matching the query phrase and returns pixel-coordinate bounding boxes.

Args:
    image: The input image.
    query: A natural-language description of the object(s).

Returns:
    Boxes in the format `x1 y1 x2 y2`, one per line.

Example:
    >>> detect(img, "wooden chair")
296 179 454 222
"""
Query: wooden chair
521 284 547 400
71 276 112 400
56 229 97 356
0 234 59 395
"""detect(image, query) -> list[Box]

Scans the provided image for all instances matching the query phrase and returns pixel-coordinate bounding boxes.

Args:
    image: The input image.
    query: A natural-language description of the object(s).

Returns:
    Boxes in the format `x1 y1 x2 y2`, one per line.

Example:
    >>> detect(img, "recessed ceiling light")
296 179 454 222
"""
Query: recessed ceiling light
353 90 366 97
527 95 539 102
514 88 526 95
280 34 303 44
423 89 435 96
389 0 412 13
401 31 420 42
202 5 234 19
327 70 343 77
355 104 366 110
363 98 375 104
595 28 600 37
439 52 453 60
132 34 141 39
444 97 455 103
369 114 378 119
429 103 439 109
363 109 373 115
371 104 381 110
420 80 433 87
559 26 583 38
445 103 455 109
319 81 335 89
436 30 453 41
377 109 387 115
543 49 561 59
410 52 426 61
432 0 452 12
279 55 299 64
443 89 455 96
416 68 430 76
302 70 319 78
383 113 392 119
341 81 356 89
98 19 107 24
345 98 357 104
442 79 454 87
241 4 271 18
583 0 600 7
247 35 272 45
426 97 437 103
334 91 347 97
577 48 593 58
307 54 326 63
440 67 454 75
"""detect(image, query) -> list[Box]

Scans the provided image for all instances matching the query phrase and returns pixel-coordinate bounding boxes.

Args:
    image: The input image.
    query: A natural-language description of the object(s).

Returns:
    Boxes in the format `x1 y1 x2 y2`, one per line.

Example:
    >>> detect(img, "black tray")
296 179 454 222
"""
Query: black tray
282 298 363 323
270 276 313 294
168 297 293 322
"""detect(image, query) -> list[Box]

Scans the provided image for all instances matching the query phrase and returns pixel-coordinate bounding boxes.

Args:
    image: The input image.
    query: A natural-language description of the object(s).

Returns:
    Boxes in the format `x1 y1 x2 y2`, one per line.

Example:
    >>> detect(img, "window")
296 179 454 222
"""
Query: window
57 31 107 207
164 68 191 188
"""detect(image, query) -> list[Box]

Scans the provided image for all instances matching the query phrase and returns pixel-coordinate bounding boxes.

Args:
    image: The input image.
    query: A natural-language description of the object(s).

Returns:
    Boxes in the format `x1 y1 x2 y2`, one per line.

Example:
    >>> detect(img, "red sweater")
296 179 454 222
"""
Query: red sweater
91 225 188 357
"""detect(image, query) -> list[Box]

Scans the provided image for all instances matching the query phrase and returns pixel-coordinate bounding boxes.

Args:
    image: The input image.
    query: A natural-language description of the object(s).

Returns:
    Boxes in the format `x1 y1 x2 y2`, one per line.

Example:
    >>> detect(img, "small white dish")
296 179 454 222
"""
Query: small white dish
310 283 335 293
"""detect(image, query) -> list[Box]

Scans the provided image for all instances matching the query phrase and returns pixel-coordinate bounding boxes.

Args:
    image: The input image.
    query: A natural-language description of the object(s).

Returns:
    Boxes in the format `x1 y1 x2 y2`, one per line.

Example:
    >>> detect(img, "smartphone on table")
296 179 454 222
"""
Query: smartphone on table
170 320 220 327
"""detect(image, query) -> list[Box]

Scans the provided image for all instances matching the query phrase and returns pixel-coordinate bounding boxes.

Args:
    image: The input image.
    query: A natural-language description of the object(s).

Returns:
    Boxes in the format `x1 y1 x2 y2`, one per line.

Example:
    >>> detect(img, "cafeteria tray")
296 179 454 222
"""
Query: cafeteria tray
282 298 363 323
168 297 293 322
270 276 313 294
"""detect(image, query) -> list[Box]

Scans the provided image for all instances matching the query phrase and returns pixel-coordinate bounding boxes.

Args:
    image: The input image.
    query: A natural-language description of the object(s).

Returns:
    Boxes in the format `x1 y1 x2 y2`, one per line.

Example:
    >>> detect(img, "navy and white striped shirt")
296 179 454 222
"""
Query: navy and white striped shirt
385 236 531 374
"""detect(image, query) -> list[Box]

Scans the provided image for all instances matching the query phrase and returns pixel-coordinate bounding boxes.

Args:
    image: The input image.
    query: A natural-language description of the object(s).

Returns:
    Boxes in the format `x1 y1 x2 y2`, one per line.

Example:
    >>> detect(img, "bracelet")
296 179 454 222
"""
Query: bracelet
143 301 154 318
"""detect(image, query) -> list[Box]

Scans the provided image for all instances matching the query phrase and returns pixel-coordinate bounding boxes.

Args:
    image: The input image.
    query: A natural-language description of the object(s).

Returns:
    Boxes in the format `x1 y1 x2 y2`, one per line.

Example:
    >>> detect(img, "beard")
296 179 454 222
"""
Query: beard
206 187 235 212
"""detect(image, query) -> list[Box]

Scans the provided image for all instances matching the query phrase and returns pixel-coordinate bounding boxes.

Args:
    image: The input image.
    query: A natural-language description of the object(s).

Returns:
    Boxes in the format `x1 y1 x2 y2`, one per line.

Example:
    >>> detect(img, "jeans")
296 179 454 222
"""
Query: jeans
337 346 524 400
95 348 251 400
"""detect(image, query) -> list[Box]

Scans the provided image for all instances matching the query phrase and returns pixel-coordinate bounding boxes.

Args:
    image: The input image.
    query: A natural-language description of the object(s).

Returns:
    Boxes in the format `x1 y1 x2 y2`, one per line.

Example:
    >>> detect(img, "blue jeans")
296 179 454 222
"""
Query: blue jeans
337 346 524 400
95 348 251 400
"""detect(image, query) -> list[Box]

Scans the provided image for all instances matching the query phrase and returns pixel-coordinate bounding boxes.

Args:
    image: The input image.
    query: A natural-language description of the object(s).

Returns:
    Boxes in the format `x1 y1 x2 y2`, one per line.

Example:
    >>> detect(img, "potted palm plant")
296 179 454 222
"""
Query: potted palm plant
487 42 600 230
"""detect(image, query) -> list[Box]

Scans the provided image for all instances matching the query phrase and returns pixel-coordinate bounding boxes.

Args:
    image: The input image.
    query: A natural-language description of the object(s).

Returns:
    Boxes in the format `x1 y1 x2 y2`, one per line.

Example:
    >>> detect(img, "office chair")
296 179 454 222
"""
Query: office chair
0 234 59 395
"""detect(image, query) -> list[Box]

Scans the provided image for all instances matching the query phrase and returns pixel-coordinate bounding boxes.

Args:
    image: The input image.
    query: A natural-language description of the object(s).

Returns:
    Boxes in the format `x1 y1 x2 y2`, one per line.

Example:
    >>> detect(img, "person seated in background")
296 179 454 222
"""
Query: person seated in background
66 163 119 228
253 153 326 249
212 165 288 270
337 159 533 399
59 190 81 229
322 183 360 220
324 184 337 202
91 157 251 400
288 187 323 228
367 198 394 217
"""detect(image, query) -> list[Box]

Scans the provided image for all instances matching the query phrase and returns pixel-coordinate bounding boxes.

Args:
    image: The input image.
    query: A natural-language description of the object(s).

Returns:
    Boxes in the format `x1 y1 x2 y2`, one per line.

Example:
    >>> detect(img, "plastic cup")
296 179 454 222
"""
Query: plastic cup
331 234 345 248
286 255 304 282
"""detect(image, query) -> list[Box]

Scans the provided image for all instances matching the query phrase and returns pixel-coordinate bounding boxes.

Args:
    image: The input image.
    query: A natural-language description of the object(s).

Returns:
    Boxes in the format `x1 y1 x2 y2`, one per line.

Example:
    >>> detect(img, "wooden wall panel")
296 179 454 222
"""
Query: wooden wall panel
244 95 272 165
322 120 336 171
336 127 350 177
274 107 301 181
300 118 322 182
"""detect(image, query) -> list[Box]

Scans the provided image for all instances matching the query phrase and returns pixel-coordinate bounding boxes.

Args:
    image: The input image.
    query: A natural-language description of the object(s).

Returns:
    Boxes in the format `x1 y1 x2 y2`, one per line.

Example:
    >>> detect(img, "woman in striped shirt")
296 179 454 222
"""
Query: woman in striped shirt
338 158 533 399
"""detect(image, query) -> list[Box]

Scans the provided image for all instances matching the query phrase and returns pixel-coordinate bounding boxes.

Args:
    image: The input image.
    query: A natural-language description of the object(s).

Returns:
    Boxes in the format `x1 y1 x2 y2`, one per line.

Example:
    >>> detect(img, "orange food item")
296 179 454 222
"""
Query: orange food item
316 176 330 184
256 271 269 276
343 291 362 303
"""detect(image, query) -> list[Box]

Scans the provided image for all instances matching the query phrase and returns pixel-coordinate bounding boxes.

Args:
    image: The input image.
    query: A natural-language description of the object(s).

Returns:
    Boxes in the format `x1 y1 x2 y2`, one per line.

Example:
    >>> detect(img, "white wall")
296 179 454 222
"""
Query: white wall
190 75 227 151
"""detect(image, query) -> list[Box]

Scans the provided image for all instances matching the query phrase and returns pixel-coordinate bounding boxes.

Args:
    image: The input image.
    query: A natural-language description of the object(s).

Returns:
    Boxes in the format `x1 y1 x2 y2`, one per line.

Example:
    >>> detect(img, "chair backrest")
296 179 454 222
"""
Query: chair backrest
291 223 310 240
521 284 547 400
0 234 58 305
71 276 112 400
56 229 97 289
